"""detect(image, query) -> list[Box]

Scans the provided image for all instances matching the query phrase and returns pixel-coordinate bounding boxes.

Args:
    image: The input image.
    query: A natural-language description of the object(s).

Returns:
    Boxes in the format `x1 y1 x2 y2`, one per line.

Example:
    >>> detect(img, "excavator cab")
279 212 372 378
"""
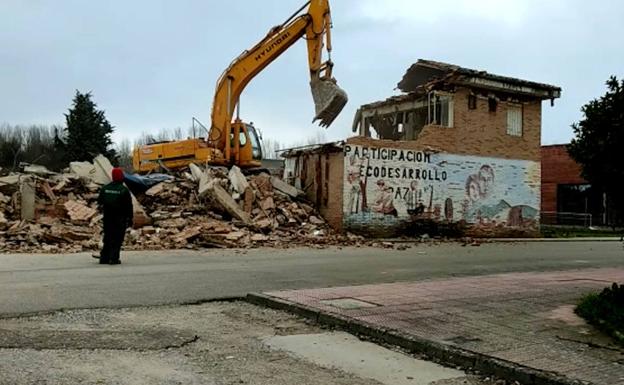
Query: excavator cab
229 120 263 168
247 123 263 161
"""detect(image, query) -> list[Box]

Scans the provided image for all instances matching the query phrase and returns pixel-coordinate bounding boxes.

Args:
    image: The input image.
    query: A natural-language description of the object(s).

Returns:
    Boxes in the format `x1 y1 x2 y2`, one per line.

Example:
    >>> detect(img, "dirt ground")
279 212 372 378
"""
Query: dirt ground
0 302 496 385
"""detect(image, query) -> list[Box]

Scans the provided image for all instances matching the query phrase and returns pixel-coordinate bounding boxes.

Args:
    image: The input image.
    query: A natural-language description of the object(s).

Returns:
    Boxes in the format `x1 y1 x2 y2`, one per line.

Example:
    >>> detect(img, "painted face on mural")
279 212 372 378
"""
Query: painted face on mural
466 175 480 202
410 180 418 190
478 165 495 197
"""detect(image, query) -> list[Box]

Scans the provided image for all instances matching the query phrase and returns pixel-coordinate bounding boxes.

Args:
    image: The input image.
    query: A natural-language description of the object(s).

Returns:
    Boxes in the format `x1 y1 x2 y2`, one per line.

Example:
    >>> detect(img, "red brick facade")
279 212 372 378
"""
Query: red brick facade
540 145 586 213
417 88 542 162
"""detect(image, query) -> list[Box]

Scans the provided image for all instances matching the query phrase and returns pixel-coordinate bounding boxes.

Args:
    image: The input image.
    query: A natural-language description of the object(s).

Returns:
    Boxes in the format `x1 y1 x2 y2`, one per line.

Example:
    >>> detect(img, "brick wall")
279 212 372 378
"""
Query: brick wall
283 150 345 231
421 88 541 161
540 144 586 213
320 152 344 231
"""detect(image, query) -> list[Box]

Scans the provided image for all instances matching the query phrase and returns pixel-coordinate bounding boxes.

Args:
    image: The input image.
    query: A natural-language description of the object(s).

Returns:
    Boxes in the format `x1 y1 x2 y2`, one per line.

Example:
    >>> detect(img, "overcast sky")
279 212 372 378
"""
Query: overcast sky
1 0 623 147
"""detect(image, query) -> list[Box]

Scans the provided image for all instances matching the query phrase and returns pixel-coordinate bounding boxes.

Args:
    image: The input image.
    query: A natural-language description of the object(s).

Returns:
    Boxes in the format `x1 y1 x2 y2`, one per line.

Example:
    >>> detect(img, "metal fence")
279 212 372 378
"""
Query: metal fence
540 211 592 227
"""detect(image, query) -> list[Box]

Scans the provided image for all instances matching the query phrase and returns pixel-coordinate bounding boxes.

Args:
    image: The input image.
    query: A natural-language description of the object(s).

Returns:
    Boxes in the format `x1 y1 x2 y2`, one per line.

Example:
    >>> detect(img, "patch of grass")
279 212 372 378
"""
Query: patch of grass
575 283 624 346
541 226 622 238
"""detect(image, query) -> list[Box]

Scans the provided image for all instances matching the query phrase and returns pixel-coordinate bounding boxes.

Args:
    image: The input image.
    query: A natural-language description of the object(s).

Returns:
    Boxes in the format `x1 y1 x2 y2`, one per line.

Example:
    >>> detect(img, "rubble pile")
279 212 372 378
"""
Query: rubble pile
126 165 360 250
0 157 366 253
0 172 103 253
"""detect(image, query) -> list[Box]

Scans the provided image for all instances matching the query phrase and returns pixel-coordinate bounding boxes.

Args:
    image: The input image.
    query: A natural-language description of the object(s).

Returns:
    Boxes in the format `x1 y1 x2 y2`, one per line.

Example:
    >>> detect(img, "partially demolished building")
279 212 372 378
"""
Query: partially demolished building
284 59 561 237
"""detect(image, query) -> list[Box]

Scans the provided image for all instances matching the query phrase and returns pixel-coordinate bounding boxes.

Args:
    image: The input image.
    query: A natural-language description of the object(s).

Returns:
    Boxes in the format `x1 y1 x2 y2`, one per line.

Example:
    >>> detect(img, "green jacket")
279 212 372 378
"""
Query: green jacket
98 181 133 223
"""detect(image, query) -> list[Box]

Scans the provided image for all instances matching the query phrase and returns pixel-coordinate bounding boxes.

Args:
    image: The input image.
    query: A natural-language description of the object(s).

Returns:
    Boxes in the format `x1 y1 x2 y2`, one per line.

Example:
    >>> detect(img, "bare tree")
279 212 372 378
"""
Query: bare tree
283 130 329 150
173 127 184 140
306 130 327 145
0 124 23 171
116 138 133 171
261 137 285 159
0 124 66 171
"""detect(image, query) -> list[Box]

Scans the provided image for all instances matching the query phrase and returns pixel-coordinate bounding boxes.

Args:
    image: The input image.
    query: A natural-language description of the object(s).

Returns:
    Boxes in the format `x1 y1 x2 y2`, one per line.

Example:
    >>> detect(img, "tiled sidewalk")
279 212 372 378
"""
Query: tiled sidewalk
265 268 624 385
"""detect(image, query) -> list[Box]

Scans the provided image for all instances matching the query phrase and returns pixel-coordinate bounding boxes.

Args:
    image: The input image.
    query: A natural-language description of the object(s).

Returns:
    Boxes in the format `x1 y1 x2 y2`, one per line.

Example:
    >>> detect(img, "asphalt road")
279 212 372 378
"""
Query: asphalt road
0 241 622 316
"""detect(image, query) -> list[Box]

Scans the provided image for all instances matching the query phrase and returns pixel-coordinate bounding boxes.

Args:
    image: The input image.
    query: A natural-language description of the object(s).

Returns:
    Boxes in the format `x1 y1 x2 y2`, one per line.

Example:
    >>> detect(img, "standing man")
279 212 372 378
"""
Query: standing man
96 167 133 265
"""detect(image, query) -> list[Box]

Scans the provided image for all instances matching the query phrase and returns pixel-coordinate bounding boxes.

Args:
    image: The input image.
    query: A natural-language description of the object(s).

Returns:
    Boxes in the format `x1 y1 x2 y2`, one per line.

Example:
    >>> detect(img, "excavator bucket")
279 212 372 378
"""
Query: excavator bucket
311 78 348 128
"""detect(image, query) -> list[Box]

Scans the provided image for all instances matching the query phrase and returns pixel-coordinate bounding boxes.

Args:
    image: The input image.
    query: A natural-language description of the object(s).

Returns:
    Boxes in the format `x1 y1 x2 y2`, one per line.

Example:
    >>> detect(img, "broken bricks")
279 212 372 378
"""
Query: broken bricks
64 200 97 223
270 176 301 198
202 182 252 225
0 155 374 253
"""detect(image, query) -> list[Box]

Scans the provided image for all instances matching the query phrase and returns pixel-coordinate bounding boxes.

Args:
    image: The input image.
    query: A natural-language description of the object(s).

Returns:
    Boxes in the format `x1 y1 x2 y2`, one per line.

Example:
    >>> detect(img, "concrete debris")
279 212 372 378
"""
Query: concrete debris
203 181 252 225
92 154 115 185
20 177 36 221
69 161 96 180
22 164 57 176
308 215 324 225
0 156 379 254
228 166 249 194
198 173 214 197
0 211 7 229
189 163 205 182
145 183 166 197
270 176 301 198
250 233 269 242
0 193 10 205
0 175 20 187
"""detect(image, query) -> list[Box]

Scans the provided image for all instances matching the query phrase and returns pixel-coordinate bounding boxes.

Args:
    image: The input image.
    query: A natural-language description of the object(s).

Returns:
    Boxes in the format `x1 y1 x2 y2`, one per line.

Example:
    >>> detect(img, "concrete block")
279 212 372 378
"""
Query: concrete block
228 166 249 194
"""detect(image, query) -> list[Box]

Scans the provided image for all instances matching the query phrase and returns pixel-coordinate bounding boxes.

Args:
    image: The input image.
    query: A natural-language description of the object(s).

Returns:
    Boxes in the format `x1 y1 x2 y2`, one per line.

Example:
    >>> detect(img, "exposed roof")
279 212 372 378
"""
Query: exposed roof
279 141 344 158
397 59 561 99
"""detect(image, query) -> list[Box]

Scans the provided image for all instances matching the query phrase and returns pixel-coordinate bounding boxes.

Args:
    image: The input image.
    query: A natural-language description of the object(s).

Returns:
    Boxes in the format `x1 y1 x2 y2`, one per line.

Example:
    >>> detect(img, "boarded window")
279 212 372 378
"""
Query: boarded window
468 94 477 110
507 105 523 136
488 97 497 112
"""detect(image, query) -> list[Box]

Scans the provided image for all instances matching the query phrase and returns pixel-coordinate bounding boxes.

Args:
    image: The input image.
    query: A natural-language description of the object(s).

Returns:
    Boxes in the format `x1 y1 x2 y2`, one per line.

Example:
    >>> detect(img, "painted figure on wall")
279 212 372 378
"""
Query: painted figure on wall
372 180 398 217
461 163 539 226
463 164 496 221
406 180 425 216
346 155 364 214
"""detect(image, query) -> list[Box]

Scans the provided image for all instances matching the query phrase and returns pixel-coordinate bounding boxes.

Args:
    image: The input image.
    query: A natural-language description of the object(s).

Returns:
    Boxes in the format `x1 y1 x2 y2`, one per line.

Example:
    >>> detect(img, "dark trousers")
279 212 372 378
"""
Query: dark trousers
100 217 128 263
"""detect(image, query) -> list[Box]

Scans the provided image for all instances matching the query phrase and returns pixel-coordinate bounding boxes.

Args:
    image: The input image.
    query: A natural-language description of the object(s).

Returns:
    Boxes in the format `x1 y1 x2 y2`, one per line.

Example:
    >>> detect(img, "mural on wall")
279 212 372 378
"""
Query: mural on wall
343 144 541 228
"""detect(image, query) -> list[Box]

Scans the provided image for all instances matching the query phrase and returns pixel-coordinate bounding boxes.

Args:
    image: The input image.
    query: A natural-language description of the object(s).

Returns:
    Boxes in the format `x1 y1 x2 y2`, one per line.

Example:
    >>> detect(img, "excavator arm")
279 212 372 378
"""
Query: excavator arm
132 0 347 173
209 0 348 162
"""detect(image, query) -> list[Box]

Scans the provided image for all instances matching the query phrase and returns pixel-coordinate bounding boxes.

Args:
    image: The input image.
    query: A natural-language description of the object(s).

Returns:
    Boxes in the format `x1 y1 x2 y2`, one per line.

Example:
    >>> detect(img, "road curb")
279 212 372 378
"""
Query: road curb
380 237 622 243
483 238 621 243
246 293 587 385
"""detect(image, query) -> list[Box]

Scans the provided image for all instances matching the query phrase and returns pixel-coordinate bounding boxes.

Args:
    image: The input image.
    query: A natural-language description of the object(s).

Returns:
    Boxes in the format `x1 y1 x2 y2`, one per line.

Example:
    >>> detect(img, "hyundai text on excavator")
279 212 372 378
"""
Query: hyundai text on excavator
132 0 348 173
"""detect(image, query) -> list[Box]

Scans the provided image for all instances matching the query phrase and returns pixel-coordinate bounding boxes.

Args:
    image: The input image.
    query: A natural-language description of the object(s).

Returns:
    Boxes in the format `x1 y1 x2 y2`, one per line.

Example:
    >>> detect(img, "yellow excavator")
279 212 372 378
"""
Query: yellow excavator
133 0 348 173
